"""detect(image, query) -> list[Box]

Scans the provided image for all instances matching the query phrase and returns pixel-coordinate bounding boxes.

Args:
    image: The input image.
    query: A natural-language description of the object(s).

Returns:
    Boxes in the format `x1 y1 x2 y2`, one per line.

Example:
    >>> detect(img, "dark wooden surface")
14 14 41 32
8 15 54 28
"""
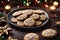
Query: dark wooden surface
3 7 60 40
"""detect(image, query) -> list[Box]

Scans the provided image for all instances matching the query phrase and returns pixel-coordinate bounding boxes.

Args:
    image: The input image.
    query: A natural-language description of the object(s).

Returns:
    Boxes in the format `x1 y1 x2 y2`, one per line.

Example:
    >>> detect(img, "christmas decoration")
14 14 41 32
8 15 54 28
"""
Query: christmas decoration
7 36 18 40
45 0 47 2
53 1 59 7
5 5 11 10
26 3 29 6
17 6 20 8
0 33 7 40
0 0 59 11
50 6 56 11
0 25 12 36
7 0 10 2
23 1 27 6
44 3 48 8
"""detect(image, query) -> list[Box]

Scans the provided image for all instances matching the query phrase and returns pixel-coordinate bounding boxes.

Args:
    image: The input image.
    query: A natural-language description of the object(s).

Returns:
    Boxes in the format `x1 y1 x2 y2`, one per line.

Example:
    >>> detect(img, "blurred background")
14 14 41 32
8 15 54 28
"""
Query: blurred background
0 0 60 11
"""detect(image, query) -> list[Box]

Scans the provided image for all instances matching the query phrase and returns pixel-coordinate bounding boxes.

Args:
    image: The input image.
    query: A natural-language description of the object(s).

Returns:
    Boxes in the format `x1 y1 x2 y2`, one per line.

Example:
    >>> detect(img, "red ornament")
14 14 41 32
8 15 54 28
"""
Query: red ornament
33 0 37 5
44 3 48 8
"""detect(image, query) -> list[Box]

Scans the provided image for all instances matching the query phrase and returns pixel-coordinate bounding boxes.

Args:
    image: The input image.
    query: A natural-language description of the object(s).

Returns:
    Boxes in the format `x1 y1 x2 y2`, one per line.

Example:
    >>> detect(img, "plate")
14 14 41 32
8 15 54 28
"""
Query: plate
7 7 49 29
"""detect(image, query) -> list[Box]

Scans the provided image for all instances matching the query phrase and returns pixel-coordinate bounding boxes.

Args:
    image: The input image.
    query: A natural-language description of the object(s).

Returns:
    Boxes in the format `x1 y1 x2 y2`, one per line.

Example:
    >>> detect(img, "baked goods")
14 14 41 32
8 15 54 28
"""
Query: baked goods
24 9 34 15
55 21 60 26
17 14 27 20
12 11 22 16
24 18 35 26
17 21 24 26
24 33 39 40
36 21 42 26
34 10 44 14
11 17 17 22
30 14 39 20
42 29 57 38
11 9 48 27
39 14 47 21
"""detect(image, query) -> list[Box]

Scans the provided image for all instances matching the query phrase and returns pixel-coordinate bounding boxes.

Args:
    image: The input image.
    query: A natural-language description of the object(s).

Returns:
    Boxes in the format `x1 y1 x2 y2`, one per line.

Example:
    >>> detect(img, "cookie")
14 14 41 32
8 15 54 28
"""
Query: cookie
11 17 17 22
55 21 60 26
24 9 34 15
30 14 39 20
42 29 57 38
36 21 42 26
17 14 27 20
17 21 24 26
34 10 44 14
24 33 39 40
12 11 22 16
39 14 47 21
24 18 35 26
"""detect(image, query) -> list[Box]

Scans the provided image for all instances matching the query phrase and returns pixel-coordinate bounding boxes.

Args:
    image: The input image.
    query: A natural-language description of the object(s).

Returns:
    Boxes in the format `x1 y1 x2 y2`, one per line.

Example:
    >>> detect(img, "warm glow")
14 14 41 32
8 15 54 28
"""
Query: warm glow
5 5 11 10
50 6 56 10
45 0 47 2
45 4 48 8
26 3 29 6
37 1 40 3
53 1 59 6
36 0 38 2
7 0 10 1
17 6 19 8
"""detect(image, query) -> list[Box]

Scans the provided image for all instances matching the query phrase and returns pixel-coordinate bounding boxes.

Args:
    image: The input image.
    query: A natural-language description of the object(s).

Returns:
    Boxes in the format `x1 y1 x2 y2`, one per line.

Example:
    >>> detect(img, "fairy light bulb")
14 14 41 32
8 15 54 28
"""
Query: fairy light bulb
37 1 40 3
36 0 38 2
53 1 59 6
45 0 47 2
7 0 10 1
26 3 29 6
50 6 56 10
17 6 19 8
45 5 48 8
5 5 11 10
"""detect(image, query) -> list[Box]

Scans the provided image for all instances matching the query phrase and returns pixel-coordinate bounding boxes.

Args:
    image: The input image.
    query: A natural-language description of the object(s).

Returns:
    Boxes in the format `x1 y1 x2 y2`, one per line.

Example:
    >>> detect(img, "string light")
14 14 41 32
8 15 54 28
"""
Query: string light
17 6 19 8
53 1 59 7
45 5 48 8
35 0 38 2
5 5 11 10
37 1 40 3
50 6 56 11
44 4 48 8
23 1 27 4
7 0 10 1
23 1 27 6
45 0 47 2
26 3 29 6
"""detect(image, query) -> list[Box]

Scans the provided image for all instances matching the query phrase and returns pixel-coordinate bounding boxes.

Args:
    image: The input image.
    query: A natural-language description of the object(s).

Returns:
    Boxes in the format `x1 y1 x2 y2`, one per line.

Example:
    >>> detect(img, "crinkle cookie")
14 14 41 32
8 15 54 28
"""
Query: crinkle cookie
30 14 39 20
39 14 47 21
12 11 23 16
35 21 42 26
42 29 57 38
24 33 39 40
11 17 17 22
17 21 24 26
24 18 35 26
17 14 27 20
